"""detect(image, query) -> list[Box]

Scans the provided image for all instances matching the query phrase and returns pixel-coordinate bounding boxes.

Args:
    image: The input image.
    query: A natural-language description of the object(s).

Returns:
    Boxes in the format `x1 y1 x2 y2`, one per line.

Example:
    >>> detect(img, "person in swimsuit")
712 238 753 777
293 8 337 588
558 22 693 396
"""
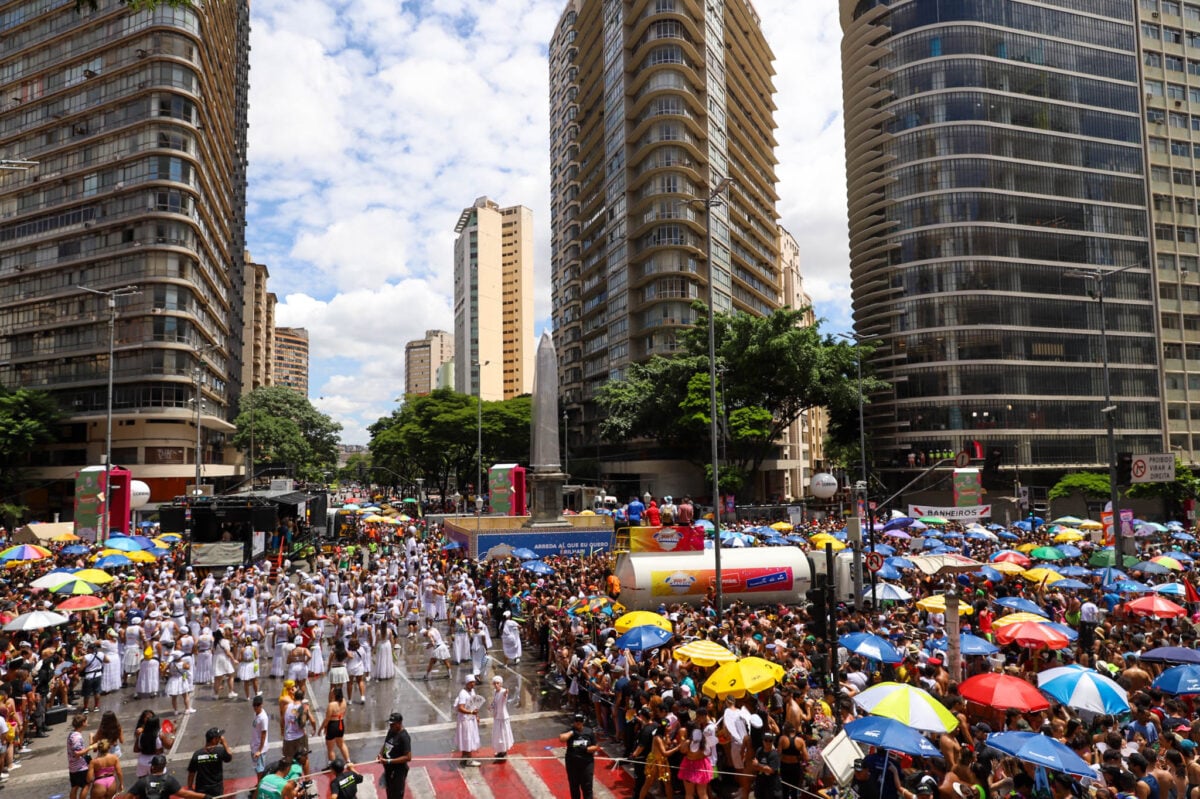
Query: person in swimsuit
319 686 351 766
87 738 123 799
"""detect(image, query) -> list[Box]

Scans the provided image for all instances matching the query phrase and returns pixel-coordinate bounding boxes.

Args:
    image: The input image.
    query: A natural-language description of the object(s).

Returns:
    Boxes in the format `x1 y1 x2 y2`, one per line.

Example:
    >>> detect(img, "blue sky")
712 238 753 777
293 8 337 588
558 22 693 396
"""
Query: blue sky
244 0 852 444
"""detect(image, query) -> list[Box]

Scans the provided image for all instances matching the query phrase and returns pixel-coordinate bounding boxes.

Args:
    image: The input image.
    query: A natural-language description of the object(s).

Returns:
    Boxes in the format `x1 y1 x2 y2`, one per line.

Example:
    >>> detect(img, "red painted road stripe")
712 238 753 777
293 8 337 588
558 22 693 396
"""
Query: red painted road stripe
522 745 577 797
422 751 473 796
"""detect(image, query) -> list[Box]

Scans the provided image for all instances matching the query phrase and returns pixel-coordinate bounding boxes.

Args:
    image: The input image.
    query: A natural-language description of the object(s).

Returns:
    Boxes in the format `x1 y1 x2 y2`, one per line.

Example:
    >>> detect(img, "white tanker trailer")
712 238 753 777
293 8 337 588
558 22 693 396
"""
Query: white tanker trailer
615 548 817 611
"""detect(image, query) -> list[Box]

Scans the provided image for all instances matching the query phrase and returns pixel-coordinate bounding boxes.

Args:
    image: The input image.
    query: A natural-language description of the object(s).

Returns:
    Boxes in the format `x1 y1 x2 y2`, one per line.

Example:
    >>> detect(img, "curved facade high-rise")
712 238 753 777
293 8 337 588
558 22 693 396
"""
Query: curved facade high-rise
842 0 1165 472
0 0 250 503
549 0 781 446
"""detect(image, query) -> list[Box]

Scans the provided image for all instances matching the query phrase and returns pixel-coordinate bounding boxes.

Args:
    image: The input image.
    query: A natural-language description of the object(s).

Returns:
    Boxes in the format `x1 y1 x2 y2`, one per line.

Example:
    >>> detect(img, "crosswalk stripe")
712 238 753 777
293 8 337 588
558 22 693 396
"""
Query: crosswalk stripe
459 764 496 798
405 765 437 797
507 755 558 799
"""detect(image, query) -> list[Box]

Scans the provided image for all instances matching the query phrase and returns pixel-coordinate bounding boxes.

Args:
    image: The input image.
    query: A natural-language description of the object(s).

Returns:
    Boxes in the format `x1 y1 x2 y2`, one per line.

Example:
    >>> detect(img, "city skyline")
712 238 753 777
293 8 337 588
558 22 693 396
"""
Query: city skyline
245 0 848 444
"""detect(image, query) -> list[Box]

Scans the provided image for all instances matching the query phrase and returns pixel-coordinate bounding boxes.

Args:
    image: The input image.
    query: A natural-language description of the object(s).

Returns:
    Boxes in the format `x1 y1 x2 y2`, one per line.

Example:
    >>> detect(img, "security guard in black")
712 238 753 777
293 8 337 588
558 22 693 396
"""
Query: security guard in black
559 714 599 799
328 759 363 799
187 729 233 798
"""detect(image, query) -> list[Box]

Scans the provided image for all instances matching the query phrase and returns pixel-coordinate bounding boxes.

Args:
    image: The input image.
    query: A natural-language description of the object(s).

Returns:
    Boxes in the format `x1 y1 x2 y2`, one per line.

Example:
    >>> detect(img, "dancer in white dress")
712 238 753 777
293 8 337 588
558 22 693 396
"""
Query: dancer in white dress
345 638 366 704
236 636 259 699
308 621 326 677
122 621 143 686
455 674 482 766
452 611 471 664
500 611 522 665
470 618 492 677
193 627 214 685
374 622 396 680
100 630 122 694
490 675 513 759
212 631 236 699
165 649 194 714
135 640 160 698
422 623 452 680
270 620 291 678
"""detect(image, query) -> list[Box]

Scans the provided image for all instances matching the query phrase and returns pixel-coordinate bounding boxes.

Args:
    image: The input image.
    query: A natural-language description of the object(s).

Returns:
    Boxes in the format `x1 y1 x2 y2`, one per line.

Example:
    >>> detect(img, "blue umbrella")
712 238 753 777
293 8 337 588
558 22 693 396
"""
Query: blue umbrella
974 566 1004 582
1051 579 1091 590
863 583 912 602
441 540 462 551
1042 622 1079 642
696 519 714 531
60 545 91 556
967 531 994 541
886 557 914 570
921 539 944 550
839 632 904 664
1152 664 1200 695
883 517 916 531
1057 545 1083 559
1111 580 1152 593
872 544 896 556
1173 552 1195 562
522 560 555 575
763 537 790 546
942 531 962 540
1096 567 1128 583
145 547 169 558
922 530 942 539
994 597 1049 617
1038 668 1129 715
1012 521 1032 531
786 535 807 544
1153 583 1186 596
844 716 941 757
103 537 141 553
876 564 903 581
94 554 132 569
1133 561 1172 575
130 535 156 549
511 548 538 560
614 624 673 652
998 531 1019 541
138 521 156 528
1058 566 1091 577
984 732 1095 778
1141 647 1200 665
926 634 1000 656
1174 532 1196 542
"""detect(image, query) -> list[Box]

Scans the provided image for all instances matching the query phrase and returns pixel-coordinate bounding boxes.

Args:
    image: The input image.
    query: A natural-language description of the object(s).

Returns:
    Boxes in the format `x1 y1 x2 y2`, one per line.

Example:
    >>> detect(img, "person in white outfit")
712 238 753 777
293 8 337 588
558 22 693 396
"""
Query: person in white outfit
455 674 482 767
470 618 492 676
490 675 513 760
165 648 194 714
422 623 451 680
100 629 122 694
500 611 522 665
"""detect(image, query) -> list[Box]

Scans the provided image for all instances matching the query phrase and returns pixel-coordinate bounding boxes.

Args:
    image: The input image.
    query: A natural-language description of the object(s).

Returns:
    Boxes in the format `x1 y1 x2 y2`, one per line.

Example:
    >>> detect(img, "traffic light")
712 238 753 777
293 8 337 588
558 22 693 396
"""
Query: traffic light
1117 452 1133 486
807 577 828 639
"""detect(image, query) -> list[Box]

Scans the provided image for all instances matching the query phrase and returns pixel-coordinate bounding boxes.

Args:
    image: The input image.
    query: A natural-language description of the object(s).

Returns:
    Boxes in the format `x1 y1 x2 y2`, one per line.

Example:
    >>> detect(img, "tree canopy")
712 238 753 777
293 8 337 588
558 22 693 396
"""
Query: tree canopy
368 389 532 502
231 387 341 482
596 304 885 497
1047 471 1113 501
0 388 61 525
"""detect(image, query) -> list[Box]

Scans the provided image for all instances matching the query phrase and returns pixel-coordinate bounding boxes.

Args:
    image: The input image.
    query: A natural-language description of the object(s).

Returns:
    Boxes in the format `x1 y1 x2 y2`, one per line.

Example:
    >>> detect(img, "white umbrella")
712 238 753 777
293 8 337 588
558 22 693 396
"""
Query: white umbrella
4 610 69 631
30 572 74 590
864 583 913 602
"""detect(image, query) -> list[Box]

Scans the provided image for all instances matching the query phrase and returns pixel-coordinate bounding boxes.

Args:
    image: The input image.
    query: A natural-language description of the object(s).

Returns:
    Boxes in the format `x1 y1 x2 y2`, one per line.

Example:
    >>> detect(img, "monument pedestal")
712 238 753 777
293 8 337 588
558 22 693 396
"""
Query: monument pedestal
526 470 571 528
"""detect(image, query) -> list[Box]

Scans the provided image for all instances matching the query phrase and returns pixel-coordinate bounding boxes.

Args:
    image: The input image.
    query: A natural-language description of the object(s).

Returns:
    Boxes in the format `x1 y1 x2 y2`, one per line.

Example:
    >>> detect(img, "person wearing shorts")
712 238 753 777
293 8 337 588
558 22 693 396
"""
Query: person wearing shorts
250 695 269 782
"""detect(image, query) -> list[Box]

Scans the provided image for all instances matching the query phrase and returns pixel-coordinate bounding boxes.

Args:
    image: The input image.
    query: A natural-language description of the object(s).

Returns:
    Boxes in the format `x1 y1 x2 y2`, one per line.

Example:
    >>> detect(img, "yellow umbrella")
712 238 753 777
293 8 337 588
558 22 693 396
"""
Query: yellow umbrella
615 611 672 635
673 640 738 667
51 533 80 543
122 549 157 563
152 537 176 548
1016 543 1039 554
72 568 116 585
1053 529 1085 543
1021 568 1064 584
992 612 1051 627
991 561 1027 575
580 510 596 516
810 534 846 551
363 515 386 523
702 657 786 699
915 595 975 615
769 521 793 532
1078 520 1103 531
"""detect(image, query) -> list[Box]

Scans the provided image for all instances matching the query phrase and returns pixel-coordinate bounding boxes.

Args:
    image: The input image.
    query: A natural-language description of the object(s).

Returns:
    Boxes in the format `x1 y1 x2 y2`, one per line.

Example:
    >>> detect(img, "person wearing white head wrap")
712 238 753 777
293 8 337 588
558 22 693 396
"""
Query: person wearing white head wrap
501 610 522 665
491 675 513 759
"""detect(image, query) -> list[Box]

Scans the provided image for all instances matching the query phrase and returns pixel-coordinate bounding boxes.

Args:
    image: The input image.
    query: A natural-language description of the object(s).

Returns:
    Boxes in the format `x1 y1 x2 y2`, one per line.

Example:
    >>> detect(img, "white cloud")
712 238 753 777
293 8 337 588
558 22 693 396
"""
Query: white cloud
246 1 850 443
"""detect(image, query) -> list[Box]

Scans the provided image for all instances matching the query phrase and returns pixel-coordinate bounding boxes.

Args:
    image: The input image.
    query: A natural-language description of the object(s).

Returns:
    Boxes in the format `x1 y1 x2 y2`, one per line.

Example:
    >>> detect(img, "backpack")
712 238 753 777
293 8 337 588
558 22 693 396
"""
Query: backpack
144 776 169 799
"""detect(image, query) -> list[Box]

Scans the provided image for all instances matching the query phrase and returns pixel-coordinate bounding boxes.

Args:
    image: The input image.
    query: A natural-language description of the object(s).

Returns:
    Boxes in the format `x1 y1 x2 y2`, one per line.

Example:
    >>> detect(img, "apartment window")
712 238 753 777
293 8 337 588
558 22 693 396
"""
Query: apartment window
1165 314 1182 329
1180 227 1198 243
1180 198 1197 214
1152 165 1172 181
1187 315 1200 330
1170 111 1189 127
1145 23 1163 40
1165 0 1182 14
1150 80 1166 97
1165 27 1183 43
1147 51 1164 68
1176 168 1195 184
1161 254 1179 270
1183 255 1200 271
1164 284 1181 300
1159 223 1178 240
1173 140 1191 156
1166 343 1184 359
1189 30 1200 47
1168 55 1186 71
1152 137 1170 153
1188 3 1200 21
1169 83 1187 100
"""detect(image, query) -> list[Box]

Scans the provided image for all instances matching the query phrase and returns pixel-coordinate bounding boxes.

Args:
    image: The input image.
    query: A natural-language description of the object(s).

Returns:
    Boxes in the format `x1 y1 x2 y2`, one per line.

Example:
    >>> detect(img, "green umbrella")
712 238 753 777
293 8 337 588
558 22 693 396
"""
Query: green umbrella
919 516 949 525
1089 550 1140 568
1031 546 1066 561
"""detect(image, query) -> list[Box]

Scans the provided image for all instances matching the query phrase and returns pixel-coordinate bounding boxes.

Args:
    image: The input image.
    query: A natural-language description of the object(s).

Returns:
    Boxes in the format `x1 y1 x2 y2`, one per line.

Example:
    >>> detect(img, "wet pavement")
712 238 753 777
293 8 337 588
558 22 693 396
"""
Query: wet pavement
14 634 576 794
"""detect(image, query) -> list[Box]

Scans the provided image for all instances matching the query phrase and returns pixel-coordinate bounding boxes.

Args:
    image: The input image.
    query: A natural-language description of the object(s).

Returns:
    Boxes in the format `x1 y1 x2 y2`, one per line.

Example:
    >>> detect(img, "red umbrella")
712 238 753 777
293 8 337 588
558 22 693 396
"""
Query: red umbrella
56 595 108 612
960 673 1051 711
992 551 1032 567
995 621 1071 650
1123 595 1187 619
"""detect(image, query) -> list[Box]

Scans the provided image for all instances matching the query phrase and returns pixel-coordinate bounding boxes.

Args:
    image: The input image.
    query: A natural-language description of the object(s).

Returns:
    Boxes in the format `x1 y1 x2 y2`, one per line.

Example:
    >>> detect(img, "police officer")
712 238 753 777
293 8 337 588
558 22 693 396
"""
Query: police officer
376 712 412 799
558 713 599 799
328 759 362 799
187 728 233 799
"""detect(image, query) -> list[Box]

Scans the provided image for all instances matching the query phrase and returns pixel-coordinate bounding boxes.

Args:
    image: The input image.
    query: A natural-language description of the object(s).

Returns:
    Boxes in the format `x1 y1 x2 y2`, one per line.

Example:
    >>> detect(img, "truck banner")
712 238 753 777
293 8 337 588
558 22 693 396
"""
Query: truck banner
629 525 705 553
650 566 795 597
907 504 992 521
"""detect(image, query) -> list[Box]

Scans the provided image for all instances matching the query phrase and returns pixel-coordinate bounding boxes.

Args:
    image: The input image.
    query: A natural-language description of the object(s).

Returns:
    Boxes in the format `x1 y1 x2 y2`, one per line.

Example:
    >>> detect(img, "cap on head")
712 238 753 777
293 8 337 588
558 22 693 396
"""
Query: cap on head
205 728 223 741
388 712 404 725
573 713 586 723
151 755 168 770
330 758 346 773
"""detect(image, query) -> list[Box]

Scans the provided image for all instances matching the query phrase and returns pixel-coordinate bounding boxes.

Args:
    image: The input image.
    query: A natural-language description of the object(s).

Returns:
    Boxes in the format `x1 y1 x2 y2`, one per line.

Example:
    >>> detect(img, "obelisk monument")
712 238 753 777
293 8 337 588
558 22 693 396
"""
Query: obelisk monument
526 332 570 527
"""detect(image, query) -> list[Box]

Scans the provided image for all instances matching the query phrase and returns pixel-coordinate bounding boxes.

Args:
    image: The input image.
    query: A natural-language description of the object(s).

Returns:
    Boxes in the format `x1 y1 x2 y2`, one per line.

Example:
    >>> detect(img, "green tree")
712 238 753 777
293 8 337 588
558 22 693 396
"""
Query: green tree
232 387 341 482
368 389 532 501
596 304 884 498
0 388 61 527
336 452 372 484
1047 471 1113 501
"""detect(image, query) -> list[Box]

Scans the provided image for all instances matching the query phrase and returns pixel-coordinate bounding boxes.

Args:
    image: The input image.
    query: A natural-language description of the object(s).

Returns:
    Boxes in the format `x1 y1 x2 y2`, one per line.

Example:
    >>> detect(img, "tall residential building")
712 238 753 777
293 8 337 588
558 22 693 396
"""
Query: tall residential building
273 327 309 396
774 227 825 500
453 197 534 401
549 0 782 446
241 252 275 393
0 0 250 506
841 1 1163 477
1141 0 1200 461
404 329 454 396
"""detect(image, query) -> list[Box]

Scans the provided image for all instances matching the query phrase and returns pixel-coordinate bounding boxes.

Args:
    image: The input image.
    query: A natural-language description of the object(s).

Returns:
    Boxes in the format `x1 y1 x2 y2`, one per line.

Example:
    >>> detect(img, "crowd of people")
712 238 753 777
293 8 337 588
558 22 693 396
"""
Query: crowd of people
0 502 1197 799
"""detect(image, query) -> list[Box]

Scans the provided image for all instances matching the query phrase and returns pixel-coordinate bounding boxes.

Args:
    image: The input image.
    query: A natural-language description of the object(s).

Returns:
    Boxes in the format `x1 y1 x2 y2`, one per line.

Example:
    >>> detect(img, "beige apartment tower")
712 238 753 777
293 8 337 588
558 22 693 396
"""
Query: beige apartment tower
404 329 454 396
453 197 534 401
273 327 309 397
548 0 782 445
241 252 276 393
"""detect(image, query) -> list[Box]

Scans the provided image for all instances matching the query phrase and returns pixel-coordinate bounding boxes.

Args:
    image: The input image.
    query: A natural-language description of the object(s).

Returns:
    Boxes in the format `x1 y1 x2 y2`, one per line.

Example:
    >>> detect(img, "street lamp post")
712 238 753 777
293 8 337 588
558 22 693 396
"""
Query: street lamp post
690 177 733 622
1068 263 1144 559
193 366 204 497
475 359 489 512
77 284 140 544
836 332 878 606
